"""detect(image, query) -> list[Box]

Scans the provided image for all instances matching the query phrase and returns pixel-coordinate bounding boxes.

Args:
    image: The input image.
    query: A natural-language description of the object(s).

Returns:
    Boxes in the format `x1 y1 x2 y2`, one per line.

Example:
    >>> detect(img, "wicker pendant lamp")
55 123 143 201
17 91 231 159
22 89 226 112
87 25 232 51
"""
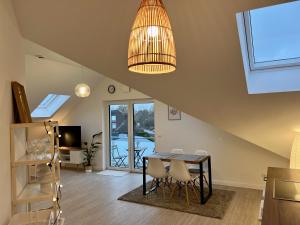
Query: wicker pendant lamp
128 0 176 74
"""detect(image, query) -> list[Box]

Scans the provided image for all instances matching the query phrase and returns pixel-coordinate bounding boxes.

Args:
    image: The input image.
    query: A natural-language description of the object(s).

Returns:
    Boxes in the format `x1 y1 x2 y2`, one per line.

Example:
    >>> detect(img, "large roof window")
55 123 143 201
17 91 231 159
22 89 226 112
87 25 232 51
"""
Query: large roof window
236 1 300 94
31 94 70 118
244 1 300 70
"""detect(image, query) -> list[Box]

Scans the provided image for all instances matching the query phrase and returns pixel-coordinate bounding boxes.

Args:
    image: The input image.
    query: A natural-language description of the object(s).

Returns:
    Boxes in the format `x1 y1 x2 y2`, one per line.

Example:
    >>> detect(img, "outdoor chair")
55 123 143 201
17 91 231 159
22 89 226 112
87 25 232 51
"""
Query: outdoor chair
111 145 127 167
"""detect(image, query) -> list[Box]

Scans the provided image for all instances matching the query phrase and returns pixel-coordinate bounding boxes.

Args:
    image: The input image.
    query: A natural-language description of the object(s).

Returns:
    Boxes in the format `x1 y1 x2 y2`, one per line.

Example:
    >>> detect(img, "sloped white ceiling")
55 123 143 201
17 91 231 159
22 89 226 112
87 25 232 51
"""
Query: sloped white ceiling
14 0 298 158
24 40 103 121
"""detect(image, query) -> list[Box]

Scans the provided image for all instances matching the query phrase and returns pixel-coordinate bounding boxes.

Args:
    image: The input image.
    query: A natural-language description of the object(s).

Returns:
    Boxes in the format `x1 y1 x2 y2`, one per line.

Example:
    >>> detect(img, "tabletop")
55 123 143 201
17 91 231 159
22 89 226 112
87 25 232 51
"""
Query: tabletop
144 152 209 164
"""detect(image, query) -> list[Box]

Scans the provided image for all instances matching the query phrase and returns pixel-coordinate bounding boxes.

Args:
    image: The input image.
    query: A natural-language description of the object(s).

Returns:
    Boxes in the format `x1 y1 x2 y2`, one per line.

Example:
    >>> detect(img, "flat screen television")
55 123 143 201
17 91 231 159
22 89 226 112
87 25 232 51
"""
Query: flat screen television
59 126 81 148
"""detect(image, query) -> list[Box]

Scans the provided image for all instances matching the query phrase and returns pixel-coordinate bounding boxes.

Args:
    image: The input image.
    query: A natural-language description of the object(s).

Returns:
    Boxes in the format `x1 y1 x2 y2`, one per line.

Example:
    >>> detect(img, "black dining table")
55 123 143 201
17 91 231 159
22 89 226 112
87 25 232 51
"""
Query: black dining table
143 152 212 204
134 147 147 168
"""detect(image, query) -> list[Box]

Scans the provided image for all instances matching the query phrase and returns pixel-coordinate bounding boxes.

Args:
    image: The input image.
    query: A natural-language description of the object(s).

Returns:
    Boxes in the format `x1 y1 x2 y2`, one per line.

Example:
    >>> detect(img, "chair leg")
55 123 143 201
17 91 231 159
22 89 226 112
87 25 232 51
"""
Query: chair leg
165 177 172 190
149 178 156 193
155 179 160 193
120 157 126 167
190 181 199 199
162 178 166 200
203 174 209 187
170 182 177 199
185 183 190 206
177 182 183 197
193 176 200 188
113 159 119 167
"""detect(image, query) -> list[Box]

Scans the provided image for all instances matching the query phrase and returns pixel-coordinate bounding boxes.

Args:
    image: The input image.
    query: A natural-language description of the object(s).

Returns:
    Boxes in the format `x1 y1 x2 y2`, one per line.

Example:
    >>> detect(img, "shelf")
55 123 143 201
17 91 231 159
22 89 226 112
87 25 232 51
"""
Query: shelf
60 156 70 161
36 175 59 184
10 120 61 215
13 152 59 166
59 147 83 151
9 210 52 225
60 152 70 155
10 121 58 129
59 218 65 225
9 210 65 225
14 183 55 204
60 160 72 164
60 153 70 158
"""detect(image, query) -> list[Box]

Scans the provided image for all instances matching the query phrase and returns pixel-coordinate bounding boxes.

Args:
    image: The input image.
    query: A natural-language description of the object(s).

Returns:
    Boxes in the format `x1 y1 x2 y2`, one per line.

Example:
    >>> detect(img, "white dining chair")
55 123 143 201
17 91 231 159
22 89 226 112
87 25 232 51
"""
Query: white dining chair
147 158 169 198
186 149 207 169
169 159 197 206
164 148 185 170
195 149 208 156
189 149 209 187
171 148 184 154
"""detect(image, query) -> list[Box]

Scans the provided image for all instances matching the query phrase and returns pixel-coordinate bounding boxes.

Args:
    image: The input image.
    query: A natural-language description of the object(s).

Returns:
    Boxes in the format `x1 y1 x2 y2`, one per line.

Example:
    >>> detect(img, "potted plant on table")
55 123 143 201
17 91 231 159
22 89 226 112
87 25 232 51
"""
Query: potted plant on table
83 132 102 173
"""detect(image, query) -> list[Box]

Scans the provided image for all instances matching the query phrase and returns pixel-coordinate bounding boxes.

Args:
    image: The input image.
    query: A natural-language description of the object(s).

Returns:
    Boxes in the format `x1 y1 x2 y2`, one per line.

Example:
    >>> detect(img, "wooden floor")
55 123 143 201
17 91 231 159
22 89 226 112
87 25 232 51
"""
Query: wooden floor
60 169 262 225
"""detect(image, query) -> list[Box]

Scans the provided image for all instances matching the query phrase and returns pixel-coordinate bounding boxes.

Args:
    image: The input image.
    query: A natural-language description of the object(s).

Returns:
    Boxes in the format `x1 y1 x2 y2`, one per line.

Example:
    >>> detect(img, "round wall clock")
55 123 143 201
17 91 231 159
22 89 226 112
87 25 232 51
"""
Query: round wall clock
108 85 116 94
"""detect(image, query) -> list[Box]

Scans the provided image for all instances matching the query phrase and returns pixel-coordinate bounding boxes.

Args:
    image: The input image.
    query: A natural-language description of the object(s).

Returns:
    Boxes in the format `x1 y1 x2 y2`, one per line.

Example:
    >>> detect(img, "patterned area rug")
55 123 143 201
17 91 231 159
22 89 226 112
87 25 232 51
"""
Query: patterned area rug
118 182 235 219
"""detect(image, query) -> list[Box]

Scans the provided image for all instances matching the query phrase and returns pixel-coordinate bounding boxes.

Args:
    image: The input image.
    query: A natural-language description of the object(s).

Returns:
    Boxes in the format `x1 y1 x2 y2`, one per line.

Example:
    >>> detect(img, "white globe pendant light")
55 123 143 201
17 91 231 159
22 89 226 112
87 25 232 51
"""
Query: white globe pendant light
75 83 90 98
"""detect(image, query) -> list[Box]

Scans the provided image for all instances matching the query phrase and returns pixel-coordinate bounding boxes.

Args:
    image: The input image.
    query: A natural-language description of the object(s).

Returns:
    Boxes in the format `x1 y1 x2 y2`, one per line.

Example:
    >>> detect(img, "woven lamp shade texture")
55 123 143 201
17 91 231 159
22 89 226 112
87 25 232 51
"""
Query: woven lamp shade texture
128 0 176 74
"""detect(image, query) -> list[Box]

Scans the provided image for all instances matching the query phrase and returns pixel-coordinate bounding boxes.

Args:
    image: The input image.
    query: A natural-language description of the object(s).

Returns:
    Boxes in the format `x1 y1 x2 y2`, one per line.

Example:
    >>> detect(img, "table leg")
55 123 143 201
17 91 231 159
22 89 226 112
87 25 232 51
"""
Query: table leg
143 157 146 195
199 162 205 204
208 156 212 196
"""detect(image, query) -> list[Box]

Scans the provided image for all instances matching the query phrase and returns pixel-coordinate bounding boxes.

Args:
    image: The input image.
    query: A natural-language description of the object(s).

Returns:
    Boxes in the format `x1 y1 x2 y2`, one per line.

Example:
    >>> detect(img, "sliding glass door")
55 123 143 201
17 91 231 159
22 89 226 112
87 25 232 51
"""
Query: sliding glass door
107 101 155 171
133 102 155 169
109 104 129 168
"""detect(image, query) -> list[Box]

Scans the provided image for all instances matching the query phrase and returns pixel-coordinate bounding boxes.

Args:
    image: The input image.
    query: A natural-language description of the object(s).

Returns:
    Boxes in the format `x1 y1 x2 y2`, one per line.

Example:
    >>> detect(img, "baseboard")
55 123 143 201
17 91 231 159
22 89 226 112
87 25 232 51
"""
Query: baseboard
92 166 103 171
213 179 264 190
88 167 265 190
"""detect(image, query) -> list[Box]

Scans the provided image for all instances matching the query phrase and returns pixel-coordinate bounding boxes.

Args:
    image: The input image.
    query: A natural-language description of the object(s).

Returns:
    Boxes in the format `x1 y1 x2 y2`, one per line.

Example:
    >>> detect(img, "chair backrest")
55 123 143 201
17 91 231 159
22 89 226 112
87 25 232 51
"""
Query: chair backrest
194 149 208 156
169 160 191 182
152 146 156 153
112 145 120 158
171 148 184 154
147 158 167 178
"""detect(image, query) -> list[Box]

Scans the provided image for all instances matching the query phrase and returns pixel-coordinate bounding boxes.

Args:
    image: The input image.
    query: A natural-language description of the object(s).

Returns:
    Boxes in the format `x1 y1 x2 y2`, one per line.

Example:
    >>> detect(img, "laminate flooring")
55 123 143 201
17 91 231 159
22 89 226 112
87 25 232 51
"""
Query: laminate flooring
60 169 262 225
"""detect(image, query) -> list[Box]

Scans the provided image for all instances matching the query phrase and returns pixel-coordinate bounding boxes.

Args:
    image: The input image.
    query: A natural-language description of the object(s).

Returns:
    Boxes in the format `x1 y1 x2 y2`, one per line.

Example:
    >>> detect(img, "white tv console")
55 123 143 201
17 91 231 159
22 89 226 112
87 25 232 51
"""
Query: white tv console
59 147 84 167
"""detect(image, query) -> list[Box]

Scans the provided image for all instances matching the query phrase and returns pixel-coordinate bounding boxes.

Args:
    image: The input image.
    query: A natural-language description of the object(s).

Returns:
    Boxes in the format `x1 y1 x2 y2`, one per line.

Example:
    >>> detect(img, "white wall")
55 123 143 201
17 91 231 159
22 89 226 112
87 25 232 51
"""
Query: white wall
0 0 25 224
155 101 288 189
62 78 148 169
24 49 103 122
63 77 289 189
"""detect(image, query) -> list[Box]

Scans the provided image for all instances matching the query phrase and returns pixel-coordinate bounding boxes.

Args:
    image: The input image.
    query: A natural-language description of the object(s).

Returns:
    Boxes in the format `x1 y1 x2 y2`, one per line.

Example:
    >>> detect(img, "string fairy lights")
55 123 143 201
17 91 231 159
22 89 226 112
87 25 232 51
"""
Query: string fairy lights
42 121 63 224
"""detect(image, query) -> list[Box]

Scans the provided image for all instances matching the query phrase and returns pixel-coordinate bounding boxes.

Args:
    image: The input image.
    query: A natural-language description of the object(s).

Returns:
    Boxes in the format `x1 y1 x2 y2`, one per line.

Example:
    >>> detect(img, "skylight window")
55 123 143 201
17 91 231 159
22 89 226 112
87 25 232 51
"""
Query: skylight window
244 1 300 70
31 94 70 118
236 2 300 94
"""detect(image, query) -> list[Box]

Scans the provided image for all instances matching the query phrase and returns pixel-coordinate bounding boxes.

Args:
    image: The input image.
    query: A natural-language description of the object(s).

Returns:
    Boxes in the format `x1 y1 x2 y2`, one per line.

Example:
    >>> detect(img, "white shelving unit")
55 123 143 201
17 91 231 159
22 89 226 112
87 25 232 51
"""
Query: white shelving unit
9 122 64 224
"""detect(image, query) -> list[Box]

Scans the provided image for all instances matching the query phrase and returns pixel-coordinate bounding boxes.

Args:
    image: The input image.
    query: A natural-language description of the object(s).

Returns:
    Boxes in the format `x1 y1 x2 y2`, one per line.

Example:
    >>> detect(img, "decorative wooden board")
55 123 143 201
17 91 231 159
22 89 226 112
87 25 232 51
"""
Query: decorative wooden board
11 81 32 123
